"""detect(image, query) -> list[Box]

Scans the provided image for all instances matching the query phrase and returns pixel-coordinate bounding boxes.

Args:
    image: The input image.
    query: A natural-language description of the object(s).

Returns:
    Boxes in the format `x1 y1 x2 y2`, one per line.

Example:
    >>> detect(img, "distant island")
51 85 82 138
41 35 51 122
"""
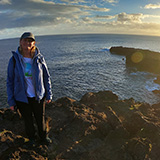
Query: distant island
110 46 160 74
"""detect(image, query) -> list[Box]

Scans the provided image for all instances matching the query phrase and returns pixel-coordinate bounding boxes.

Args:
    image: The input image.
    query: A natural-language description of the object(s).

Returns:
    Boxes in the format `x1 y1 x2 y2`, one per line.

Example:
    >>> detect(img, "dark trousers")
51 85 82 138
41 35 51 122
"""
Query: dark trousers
16 97 46 140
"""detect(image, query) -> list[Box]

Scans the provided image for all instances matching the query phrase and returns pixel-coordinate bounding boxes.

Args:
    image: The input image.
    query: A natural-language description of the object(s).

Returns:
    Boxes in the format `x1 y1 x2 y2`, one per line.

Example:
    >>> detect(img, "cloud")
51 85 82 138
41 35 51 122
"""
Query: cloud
0 0 11 4
117 12 143 24
85 5 110 12
60 0 118 5
76 12 160 36
144 3 160 9
95 15 115 19
142 14 160 19
0 0 111 31
1 0 160 38
60 0 87 4
80 12 145 29
102 0 118 4
0 0 81 30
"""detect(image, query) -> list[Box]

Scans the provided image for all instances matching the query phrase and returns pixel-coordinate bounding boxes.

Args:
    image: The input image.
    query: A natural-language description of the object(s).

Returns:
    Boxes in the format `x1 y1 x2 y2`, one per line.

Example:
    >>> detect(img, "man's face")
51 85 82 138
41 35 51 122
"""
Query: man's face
20 38 35 52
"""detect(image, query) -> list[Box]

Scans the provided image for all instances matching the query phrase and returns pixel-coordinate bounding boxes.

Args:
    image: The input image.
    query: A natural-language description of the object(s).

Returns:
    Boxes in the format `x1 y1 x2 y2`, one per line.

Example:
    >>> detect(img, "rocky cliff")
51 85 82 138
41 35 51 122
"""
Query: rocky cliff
110 46 160 74
1 91 160 160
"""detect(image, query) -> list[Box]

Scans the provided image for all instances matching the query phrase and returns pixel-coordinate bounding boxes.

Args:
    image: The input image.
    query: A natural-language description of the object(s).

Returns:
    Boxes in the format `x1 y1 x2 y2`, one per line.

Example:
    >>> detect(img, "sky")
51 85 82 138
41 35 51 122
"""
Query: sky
1 0 160 39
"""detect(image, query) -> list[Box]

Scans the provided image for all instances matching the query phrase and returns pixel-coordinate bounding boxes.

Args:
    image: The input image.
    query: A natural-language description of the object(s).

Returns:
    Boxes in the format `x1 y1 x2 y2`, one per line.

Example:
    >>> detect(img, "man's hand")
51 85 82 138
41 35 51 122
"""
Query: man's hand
46 100 51 104
10 106 14 111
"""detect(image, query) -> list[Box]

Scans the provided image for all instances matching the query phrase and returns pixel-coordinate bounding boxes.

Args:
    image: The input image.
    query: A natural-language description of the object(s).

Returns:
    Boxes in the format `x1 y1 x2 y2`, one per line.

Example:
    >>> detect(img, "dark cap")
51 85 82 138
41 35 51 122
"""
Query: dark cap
20 32 35 41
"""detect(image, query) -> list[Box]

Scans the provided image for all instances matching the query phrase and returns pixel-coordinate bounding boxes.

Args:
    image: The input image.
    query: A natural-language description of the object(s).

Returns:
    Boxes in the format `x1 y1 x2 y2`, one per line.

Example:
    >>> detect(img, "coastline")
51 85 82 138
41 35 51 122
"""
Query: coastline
1 90 160 159
1 35 160 107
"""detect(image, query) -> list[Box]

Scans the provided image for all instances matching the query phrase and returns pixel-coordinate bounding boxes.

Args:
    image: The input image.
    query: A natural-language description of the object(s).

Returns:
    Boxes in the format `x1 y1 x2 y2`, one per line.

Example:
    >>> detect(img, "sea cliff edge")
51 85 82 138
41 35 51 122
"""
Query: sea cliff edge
110 46 160 74
1 90 160 159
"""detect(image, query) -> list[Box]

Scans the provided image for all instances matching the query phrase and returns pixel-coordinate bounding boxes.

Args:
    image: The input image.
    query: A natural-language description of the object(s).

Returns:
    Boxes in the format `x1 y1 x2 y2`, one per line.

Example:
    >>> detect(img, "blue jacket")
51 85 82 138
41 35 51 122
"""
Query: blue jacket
7 47 52 106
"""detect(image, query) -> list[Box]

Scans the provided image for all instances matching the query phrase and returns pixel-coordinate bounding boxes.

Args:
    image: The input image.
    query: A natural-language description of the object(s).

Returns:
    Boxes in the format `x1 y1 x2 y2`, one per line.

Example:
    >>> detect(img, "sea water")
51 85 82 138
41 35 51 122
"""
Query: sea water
1 34 160 108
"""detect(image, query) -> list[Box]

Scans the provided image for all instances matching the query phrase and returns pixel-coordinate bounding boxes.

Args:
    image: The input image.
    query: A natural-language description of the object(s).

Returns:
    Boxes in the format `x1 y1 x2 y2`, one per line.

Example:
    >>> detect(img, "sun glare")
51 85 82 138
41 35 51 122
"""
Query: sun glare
131 52 143 63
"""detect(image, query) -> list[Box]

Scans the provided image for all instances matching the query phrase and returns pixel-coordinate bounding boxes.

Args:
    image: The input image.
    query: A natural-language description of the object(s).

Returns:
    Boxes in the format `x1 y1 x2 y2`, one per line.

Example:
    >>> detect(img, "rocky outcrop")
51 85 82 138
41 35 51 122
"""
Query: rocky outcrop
110 46 160 74
1 91 160 159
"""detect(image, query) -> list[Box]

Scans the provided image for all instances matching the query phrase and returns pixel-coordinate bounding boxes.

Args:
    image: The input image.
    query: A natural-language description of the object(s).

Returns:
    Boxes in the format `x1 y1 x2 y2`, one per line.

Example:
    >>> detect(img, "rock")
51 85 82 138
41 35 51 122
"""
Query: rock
1 90 160 159
152 90 160 94
55 96 76 107
154 76 160 85
0 130 26 159
110 46 160 74
80 90 118 105
124 137 151 160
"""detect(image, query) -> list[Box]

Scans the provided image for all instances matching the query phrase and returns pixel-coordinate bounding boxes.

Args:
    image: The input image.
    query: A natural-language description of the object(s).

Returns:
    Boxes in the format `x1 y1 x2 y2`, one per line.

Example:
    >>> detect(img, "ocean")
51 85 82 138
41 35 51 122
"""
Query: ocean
1 34 160 108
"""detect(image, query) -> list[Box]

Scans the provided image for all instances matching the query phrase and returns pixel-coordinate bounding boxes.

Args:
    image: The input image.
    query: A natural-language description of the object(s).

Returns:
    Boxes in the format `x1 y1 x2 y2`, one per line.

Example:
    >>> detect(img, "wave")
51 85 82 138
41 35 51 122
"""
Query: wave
145 79 160 91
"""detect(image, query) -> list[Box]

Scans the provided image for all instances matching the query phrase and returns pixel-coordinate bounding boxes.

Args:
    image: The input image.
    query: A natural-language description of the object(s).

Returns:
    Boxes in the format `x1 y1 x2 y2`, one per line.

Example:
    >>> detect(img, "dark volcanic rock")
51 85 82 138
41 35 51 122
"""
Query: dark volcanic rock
110 46 160 74
80 90 118 105
1 91 160 159
154 76 160 85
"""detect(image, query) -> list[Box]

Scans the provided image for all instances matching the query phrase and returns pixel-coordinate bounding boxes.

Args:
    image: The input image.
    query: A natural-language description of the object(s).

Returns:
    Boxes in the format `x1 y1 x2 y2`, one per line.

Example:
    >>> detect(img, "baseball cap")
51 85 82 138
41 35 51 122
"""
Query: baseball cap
20 32 35 41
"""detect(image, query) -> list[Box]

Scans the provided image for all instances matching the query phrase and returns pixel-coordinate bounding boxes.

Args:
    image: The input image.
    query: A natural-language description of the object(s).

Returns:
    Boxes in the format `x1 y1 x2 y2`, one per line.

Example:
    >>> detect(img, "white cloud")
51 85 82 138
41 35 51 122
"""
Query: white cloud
60 0 86 4
31 0 55 4
102 0 118 4
1 0 160 39
75 12 160 36
0 0 83 29
0 0 11 4
87 5 110 12
0 0 11 5
144 3 160 9
0 0 111 31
